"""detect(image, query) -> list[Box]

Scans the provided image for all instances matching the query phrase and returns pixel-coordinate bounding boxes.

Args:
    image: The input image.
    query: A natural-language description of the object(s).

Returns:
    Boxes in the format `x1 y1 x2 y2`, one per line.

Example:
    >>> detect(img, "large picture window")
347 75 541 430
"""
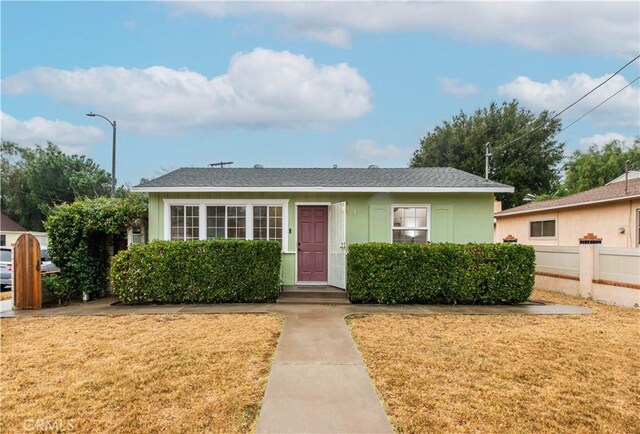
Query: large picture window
530 219 556 238
392 206 429 244
166 200 288 250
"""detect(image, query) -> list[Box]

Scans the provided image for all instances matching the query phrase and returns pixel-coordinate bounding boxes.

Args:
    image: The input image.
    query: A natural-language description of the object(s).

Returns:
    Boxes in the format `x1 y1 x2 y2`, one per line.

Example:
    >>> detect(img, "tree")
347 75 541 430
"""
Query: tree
410 100 565 209
1 141 111 231
563 138 640 194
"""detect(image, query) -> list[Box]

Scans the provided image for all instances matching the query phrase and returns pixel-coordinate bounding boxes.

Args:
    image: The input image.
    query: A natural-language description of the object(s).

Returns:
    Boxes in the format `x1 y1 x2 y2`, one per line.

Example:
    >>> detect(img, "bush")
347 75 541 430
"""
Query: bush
347 243 535 304
110 240 282 304
42 274 73 304
45 196 148 300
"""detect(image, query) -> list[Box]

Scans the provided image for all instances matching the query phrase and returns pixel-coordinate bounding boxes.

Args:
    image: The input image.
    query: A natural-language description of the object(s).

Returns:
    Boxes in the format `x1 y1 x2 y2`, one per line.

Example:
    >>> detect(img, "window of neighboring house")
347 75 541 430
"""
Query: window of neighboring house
170 205 200 241
530 219 556 238
636 209 640 247
253 205 283 244
392 206 429 244
0 235 5 246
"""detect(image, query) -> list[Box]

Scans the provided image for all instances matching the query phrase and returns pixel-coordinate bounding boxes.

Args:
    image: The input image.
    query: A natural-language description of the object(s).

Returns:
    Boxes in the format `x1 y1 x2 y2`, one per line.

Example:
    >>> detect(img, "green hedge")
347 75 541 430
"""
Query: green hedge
347 243 535 304
110 240 282 304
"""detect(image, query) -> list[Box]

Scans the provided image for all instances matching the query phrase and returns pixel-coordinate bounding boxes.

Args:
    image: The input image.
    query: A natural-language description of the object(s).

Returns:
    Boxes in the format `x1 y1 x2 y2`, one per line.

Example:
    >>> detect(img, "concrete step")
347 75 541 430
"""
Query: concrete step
276 296 351 305
279 290 347 300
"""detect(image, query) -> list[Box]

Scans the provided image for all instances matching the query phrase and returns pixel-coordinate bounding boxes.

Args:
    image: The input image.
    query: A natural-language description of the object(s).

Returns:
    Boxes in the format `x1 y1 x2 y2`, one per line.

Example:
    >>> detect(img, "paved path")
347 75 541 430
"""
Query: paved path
255 305 394 433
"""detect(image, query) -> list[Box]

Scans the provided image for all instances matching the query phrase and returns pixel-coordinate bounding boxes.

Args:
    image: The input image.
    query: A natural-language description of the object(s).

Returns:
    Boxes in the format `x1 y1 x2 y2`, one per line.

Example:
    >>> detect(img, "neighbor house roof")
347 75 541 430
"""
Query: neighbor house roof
495 177 640 217
0 213 27 232
133 167 514 193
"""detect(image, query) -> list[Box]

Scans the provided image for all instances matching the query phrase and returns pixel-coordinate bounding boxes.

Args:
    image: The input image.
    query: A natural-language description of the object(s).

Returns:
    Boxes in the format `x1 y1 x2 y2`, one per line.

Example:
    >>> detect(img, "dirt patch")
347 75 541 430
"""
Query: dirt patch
1 314 282 433
349 289 639 433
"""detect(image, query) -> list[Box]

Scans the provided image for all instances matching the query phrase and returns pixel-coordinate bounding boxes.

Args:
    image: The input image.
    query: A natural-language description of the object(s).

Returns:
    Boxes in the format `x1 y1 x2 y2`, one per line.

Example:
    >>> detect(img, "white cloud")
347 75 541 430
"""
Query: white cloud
439 77 479 96
0 112 105 154
497 73 640 128
1 48 372 133
348 139 412 161
578 132 636 150
174 2 639 56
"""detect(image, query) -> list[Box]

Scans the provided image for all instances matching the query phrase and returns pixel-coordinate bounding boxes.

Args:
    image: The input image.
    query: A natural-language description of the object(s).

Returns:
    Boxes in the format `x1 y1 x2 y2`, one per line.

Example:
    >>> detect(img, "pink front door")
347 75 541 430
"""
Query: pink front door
297 206 328 282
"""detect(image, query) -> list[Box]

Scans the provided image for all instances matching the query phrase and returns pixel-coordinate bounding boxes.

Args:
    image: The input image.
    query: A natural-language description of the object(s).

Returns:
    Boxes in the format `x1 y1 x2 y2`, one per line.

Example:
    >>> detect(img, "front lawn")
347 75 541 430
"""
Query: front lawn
1 314 282 433
349 289 639 433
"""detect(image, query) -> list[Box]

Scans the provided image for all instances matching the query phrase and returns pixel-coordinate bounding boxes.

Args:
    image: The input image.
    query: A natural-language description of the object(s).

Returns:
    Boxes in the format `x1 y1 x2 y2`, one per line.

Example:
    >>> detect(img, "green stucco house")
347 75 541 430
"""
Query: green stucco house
133 167 513 288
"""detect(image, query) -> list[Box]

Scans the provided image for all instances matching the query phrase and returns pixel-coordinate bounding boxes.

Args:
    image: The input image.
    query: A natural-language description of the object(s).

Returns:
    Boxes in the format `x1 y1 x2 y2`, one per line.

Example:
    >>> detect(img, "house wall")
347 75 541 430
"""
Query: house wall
0 231 48 247
494 199 640 247
148 191 495 285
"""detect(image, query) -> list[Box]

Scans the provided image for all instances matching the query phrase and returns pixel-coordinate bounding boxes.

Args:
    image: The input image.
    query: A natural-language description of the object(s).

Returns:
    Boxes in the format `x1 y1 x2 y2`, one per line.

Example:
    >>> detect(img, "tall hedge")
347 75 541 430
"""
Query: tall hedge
111 240 282 304
45 196 148 301
347 243 535 304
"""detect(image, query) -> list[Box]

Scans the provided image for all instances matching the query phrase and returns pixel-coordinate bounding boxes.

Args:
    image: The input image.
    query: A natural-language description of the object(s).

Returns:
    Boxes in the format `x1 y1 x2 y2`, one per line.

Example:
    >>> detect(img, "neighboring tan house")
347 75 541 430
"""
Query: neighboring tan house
133 167 513 288
0 213 48 247
494 177 640 247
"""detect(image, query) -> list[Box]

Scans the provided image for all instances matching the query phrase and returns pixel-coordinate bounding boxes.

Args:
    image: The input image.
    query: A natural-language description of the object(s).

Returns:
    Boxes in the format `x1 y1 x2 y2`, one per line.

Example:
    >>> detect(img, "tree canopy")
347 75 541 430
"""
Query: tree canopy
1 141 111 231
410 100 565 209
563 138 640 195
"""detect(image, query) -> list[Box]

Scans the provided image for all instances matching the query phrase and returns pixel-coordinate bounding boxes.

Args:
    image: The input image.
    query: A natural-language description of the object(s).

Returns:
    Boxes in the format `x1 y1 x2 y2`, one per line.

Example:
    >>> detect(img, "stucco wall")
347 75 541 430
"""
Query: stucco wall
495 199 640 247
148 191 495 284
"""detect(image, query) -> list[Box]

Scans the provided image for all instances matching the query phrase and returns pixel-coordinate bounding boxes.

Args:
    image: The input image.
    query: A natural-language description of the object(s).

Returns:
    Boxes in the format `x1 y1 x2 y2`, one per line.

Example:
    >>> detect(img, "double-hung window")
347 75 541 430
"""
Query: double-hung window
392 206 429 244
170 205 199 241
253 206 283 244
205 206 247 239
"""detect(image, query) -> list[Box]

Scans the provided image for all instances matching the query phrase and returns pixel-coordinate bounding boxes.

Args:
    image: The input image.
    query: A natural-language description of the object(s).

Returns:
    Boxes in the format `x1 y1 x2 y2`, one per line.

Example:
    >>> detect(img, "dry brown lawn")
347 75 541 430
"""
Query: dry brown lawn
1 314 282 433
349 289 640 434
0 291 11 301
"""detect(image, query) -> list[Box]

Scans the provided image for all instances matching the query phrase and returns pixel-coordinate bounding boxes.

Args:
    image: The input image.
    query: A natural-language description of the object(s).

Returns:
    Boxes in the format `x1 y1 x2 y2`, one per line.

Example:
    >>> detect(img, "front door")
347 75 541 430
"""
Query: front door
297 206 328 282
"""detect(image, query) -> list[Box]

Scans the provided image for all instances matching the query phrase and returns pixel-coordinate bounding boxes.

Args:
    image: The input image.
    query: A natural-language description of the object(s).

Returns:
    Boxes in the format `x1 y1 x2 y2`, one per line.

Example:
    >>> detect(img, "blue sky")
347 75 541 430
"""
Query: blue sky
2 1 639 185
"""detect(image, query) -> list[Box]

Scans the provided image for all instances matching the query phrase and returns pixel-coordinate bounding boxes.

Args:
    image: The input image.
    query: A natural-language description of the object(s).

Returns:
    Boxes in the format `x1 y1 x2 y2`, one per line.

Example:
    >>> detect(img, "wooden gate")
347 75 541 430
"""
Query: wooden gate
13 233 42 309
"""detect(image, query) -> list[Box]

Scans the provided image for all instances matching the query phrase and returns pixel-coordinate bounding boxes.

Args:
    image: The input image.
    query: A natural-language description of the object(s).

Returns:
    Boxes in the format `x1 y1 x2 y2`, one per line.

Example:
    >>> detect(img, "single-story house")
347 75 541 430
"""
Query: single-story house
494 177 640 247
133 167 513 288
0 213 48 247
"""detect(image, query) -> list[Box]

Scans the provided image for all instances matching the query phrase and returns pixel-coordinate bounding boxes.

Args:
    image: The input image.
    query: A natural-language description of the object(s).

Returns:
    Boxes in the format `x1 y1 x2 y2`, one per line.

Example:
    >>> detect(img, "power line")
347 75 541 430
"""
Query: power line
560 75 640 133
500 54 640 148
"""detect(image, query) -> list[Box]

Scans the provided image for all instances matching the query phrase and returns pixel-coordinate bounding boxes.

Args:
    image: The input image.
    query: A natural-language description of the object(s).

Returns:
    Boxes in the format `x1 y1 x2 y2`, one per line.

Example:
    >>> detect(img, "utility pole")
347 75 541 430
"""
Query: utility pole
209 161 234 168
484 142 492 180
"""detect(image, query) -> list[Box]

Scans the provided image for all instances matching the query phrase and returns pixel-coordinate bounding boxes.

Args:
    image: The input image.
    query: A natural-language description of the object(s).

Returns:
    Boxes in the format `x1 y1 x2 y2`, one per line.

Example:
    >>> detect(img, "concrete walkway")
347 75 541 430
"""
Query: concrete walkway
255 305 393 433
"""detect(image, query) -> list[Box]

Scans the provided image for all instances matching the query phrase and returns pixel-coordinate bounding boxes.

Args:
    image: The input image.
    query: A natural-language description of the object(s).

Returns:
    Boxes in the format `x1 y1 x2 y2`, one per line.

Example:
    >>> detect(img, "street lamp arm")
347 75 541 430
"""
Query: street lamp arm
86 112 115 127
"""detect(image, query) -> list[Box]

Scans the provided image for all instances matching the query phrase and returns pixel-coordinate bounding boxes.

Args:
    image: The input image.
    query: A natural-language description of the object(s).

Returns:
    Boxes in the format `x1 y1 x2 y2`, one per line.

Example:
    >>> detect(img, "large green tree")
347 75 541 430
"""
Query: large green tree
1 141 111 231
410 100 565 209
563 138 640 194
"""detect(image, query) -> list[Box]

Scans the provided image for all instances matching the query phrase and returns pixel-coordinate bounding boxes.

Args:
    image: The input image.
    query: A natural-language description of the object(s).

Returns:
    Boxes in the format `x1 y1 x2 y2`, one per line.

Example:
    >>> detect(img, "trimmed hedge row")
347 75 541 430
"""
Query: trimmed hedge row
110 240 282 304
347 243 535 304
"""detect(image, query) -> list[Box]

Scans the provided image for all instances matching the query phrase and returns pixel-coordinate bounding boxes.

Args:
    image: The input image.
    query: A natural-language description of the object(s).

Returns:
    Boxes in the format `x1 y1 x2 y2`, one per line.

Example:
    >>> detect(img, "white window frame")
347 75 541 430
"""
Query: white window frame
252 205 284 244
163 199 289 251
391 204 431 244
529 218 557 239
169 204 200 241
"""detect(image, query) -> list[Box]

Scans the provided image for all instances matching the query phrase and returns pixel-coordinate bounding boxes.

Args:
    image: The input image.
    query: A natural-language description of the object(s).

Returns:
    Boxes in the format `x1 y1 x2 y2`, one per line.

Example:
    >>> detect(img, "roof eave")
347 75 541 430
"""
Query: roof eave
133 186 514 193
495 194 640 217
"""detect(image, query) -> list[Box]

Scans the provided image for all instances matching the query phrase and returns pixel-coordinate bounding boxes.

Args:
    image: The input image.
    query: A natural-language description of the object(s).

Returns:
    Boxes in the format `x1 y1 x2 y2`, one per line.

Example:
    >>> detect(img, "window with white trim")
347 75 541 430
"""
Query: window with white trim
530 219 556 238
171 205 200 241
167 201 287 249
392 206 429 244
253 206 283 244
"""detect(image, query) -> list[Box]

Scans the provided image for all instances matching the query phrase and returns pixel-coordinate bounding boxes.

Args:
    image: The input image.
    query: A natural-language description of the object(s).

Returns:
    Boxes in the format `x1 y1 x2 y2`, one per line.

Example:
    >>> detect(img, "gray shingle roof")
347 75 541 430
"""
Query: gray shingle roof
134 167 513 192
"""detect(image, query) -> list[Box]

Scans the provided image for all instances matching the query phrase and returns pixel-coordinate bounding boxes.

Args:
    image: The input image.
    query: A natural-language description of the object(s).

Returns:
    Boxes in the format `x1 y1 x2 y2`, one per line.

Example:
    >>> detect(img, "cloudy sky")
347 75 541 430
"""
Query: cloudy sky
2 1 639 184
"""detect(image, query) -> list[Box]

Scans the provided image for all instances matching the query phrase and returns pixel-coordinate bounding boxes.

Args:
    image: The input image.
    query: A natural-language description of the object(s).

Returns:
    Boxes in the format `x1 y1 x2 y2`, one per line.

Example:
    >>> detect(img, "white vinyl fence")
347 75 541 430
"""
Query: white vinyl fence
534 245 639 308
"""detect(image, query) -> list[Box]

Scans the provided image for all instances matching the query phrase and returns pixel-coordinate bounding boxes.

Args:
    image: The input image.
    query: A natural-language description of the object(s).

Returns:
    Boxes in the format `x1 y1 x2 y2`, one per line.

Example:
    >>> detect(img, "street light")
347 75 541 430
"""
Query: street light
86 112 117 197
